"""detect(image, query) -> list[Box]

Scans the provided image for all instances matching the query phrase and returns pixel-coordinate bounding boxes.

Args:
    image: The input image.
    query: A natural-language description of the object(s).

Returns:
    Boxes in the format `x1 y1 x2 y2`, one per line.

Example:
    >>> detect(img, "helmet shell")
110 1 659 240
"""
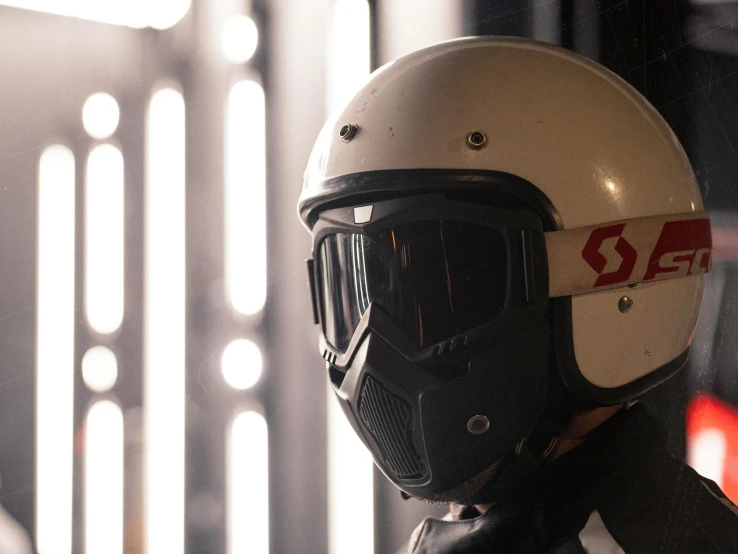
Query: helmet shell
300 36 704 402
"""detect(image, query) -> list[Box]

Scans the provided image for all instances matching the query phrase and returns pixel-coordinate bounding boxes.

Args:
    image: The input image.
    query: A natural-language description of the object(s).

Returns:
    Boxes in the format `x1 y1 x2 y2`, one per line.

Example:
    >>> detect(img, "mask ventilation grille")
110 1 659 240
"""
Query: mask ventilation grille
358 375 425 479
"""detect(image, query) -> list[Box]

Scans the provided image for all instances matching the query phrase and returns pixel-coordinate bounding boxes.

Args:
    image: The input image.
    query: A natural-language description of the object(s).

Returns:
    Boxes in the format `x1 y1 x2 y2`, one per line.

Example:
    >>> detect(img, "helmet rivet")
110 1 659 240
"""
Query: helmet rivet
467 415 490 435
619 296 634 313
466 129 488 149
339 123 358 143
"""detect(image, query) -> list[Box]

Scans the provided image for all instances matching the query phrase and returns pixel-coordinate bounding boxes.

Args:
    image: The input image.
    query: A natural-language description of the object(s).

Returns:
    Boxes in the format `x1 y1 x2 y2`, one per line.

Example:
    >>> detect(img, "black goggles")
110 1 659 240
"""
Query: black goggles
308 194 549 360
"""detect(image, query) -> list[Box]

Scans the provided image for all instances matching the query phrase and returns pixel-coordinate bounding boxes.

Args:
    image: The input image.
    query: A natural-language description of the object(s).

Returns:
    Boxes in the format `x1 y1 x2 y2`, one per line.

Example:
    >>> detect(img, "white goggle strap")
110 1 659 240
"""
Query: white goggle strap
545 212 712 298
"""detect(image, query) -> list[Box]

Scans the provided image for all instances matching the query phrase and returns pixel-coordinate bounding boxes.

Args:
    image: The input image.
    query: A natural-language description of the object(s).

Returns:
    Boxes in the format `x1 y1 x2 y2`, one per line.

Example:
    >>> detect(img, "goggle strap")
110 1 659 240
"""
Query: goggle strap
546 211 712 297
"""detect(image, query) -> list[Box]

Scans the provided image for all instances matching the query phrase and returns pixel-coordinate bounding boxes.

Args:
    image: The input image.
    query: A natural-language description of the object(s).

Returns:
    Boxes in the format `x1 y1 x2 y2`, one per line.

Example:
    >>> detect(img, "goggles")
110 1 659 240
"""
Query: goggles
309 194 548 366
308 193 712 367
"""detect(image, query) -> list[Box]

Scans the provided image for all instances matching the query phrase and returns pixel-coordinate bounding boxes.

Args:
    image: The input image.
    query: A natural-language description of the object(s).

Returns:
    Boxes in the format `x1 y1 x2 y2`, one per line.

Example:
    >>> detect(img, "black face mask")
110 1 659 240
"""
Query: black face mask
307 193 553 498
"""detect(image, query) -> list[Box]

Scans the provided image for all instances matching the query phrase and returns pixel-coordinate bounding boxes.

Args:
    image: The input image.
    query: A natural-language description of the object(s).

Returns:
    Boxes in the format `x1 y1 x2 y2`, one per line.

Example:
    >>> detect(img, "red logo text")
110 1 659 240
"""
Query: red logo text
643 219 712 281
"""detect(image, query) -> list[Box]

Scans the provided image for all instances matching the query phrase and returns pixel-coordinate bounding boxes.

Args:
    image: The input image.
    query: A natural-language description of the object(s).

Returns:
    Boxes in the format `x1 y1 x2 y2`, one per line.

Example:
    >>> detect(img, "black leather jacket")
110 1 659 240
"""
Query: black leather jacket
399 403 738 553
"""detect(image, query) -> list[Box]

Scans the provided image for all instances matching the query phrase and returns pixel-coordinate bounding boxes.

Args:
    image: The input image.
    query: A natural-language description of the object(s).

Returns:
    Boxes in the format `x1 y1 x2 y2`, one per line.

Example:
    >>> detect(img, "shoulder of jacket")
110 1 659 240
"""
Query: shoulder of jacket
595 452 738 553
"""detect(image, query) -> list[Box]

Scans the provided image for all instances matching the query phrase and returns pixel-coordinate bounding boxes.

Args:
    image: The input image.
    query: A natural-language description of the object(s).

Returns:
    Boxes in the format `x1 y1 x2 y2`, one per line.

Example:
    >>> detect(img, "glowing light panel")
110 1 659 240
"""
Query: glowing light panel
326 2 374 553
327 0 370 113
82 93 120 140
36 144 75 554
225 80 266 316
221 338 262 390
328 392 374 554
228 411 269 554
85 143 124 334
82 345 119 393
0 0 191 29
144 87 185 554
148 0 191 30
222 14 258 64
85 400 124 554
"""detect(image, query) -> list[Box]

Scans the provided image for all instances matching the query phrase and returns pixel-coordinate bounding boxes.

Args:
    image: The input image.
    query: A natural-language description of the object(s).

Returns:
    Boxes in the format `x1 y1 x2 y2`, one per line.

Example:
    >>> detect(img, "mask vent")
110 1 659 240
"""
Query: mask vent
358 375 425 479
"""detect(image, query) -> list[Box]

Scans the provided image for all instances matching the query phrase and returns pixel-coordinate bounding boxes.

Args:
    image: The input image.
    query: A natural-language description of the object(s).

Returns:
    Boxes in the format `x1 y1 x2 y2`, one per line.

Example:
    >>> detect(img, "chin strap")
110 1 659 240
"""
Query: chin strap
524 367 579 459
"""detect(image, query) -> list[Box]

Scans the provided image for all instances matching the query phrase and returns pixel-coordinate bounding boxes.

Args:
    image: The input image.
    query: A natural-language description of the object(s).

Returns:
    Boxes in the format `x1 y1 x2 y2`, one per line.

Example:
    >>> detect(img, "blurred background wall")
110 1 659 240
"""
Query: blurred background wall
0 1 737 553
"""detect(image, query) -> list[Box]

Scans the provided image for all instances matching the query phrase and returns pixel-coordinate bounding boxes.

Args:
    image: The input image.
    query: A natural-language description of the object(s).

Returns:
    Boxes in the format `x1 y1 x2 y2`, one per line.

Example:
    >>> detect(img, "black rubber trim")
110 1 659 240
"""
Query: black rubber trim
299 168 562 231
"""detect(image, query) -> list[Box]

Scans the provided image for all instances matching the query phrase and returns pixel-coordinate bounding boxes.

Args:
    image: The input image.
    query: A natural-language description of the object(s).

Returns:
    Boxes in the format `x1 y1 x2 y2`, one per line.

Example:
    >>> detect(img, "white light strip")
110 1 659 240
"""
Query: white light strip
327 393 374 554
221 338 263 390
225 80 267 316
144 87 186 554
85 144 124 334
327 2 374 553
82 345 119 393
36 144 75 554
378 0 463 63
228 411 269 554
0 0 192 30
85 400 124 554
327 0 370 113
83 93 121 140
221 14 259 65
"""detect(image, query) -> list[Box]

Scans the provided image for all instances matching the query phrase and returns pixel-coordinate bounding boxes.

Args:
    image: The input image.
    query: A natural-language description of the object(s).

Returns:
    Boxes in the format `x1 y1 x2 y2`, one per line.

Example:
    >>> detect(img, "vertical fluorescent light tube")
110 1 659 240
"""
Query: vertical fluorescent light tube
228 411 269 554
36 145 75 554
225 80 266 315
85 144 124 334
145 87 186 554
327 2 373 553
85 400 124 554
328 0 371 111
328 394 374 554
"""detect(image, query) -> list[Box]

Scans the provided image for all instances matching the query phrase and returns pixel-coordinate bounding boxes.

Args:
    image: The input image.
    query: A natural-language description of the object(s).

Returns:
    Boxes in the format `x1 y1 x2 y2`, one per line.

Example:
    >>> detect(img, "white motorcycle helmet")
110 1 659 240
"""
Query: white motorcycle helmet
298 37 711 500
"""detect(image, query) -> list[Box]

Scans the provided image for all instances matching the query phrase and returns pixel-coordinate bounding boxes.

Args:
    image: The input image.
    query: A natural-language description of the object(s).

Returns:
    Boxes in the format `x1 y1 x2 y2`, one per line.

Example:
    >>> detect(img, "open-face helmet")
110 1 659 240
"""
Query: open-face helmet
298 37 711 500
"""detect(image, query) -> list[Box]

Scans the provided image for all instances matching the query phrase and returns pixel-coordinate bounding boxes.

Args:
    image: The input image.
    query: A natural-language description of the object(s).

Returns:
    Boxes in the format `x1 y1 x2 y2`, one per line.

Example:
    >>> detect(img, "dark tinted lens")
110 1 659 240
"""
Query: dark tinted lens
319 221 507 352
